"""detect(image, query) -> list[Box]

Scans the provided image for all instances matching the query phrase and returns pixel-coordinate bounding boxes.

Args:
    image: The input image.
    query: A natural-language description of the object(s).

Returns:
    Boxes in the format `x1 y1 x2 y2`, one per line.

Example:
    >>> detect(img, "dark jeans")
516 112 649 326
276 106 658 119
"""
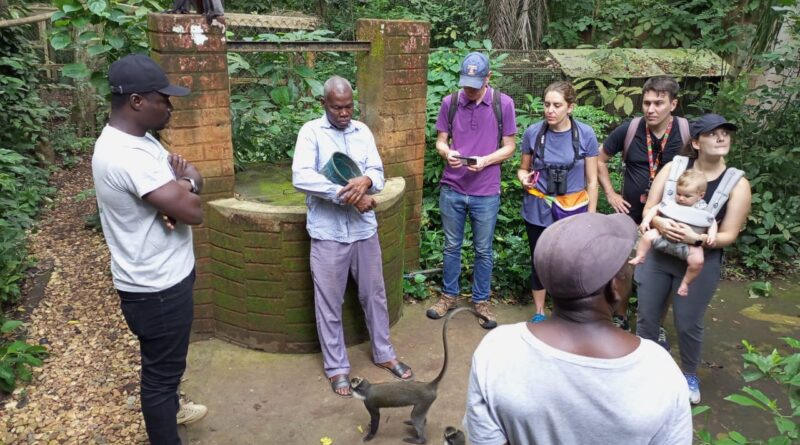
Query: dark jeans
525 222 547 291
118 270 195 445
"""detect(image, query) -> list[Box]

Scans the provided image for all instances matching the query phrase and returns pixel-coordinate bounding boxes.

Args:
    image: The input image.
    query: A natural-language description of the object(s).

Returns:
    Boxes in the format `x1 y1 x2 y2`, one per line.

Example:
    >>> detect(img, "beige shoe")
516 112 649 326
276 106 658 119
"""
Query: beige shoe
177 401 207 425
473 301 497 329
426 294 458 319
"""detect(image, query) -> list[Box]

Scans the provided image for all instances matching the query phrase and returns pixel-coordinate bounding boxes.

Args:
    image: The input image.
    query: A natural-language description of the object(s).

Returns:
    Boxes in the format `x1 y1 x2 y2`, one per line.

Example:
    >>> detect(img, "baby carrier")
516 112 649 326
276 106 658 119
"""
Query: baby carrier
654 155 745 256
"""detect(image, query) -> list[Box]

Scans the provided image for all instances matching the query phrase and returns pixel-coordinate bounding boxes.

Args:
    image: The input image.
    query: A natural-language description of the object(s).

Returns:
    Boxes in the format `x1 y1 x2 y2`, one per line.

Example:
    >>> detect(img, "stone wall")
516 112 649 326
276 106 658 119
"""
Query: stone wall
356 19 430 270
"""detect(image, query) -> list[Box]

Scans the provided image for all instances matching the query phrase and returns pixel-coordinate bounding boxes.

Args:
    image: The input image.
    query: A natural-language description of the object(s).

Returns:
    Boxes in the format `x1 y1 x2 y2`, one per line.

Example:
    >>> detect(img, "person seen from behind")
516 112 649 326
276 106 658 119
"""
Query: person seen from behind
465 213 692 445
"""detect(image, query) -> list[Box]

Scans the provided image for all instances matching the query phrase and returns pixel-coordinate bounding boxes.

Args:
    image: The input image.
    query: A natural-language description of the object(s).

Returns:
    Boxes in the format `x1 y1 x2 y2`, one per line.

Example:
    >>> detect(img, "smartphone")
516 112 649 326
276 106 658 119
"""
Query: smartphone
454 156 478 166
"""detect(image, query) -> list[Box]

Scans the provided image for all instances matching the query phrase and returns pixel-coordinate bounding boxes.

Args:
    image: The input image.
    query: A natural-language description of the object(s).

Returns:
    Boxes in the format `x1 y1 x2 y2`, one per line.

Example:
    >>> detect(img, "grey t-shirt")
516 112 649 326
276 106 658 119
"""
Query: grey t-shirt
92 125 194 292
465 322 692 445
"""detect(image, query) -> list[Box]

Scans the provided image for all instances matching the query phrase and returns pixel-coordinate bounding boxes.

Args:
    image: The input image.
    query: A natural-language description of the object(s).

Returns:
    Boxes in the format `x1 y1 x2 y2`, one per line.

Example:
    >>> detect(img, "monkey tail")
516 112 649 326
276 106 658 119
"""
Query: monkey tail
432 307 486 385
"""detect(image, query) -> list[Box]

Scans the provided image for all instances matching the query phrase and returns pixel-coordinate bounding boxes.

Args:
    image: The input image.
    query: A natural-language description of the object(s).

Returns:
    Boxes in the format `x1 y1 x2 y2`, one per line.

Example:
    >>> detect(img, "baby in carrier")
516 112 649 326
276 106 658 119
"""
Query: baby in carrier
629 169 718 296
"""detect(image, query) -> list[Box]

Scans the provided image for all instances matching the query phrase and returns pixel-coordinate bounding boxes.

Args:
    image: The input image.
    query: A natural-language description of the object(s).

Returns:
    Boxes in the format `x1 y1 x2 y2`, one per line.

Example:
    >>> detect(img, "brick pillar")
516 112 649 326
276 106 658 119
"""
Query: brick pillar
356 19 430 270
147 13 235 337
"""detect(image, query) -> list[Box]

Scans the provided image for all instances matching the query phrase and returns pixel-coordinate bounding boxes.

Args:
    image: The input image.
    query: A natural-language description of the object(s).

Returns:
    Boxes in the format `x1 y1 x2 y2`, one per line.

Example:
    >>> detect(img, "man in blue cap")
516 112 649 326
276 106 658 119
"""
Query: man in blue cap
426 52 517 329
93 53 207 444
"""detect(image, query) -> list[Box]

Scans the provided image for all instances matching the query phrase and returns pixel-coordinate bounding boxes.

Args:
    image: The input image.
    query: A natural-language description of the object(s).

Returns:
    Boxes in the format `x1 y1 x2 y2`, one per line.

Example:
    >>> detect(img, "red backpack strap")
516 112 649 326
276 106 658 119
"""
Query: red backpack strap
622 116 642 163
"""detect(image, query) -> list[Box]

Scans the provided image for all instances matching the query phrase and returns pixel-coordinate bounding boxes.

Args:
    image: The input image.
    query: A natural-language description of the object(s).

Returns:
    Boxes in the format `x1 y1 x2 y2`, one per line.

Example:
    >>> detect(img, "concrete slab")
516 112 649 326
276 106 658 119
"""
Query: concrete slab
180 279 796 444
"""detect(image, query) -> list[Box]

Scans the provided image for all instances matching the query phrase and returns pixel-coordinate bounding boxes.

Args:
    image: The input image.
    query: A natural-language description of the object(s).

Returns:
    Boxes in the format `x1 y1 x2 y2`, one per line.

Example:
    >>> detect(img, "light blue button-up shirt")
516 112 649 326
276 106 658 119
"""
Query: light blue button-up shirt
292 115 385 243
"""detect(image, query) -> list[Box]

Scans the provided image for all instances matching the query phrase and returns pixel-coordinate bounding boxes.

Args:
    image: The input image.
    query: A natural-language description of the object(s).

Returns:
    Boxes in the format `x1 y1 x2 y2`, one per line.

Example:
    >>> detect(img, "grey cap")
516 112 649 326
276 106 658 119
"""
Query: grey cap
534 213 637 300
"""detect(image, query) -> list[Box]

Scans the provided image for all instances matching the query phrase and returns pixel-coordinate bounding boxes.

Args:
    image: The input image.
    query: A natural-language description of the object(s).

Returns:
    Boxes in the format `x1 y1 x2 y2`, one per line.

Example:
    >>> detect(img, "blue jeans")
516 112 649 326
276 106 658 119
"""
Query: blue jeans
118 270 195 445
439 185 500 302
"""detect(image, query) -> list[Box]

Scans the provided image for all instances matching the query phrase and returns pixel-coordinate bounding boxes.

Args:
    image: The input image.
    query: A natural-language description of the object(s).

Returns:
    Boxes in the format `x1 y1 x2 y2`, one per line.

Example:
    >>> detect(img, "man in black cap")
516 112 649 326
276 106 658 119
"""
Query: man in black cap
464 213 691 445
92 53 207 444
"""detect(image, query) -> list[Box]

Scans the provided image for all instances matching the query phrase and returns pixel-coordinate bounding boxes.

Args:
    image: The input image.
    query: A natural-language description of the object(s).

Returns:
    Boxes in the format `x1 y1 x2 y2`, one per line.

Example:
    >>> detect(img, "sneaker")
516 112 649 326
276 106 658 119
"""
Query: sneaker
684 373 701 404
473 301 497 329
530 313 547 324
177 401 208 425
612 315 630 331
426 294 458 319
657 326 670 351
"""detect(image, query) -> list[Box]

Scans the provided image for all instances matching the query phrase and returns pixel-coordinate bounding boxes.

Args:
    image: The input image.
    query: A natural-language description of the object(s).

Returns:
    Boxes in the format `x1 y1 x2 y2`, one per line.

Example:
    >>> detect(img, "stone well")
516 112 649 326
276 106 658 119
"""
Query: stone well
204 173 406 353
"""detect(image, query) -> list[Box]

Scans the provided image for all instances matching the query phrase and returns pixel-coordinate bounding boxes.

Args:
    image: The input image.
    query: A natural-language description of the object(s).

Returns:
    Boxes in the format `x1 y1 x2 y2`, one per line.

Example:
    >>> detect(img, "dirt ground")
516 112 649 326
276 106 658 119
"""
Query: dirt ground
1 155 798 444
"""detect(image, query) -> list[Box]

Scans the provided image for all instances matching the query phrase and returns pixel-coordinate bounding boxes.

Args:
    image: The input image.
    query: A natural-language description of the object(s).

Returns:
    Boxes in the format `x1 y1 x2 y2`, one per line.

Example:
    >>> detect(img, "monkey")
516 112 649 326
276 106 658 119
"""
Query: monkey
443 426 466 445
350 307 486 444
167 0 224 24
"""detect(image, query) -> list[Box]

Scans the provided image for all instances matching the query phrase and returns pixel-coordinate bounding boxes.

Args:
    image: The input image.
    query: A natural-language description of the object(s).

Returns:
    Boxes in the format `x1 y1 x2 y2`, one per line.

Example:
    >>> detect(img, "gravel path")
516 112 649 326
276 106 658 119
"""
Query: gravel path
1 157 148 444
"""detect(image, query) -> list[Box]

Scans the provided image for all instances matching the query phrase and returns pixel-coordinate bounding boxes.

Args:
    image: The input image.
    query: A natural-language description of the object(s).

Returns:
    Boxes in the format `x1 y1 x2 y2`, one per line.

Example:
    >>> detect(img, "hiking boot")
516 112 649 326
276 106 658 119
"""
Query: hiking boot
473 301 497 329
684 373 701 404
177 401 207 425
657 326 670 351
426 294 458 319
612 315 630 331
530 313 547 324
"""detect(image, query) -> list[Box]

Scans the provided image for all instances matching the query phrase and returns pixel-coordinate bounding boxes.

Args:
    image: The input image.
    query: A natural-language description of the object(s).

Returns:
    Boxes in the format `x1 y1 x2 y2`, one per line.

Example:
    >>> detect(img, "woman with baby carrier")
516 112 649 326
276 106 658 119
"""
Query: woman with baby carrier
635 113 751 405
517 81 599 323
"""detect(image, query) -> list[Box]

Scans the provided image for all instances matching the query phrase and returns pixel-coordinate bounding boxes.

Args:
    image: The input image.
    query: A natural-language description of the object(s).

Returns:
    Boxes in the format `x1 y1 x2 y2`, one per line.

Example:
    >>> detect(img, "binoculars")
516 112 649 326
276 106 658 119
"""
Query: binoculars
545 166 568 195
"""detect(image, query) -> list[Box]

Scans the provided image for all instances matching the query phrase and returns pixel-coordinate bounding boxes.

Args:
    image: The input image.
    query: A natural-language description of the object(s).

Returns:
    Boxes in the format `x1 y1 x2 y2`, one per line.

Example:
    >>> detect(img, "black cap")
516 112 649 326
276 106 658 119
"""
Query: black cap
690 113 738 139
108 54 190 97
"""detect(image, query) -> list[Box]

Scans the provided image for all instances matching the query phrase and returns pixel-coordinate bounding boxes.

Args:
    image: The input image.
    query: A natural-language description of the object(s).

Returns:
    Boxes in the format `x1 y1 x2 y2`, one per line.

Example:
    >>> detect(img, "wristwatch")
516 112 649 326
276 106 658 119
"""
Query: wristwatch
181 176 198 194
693 236 704 247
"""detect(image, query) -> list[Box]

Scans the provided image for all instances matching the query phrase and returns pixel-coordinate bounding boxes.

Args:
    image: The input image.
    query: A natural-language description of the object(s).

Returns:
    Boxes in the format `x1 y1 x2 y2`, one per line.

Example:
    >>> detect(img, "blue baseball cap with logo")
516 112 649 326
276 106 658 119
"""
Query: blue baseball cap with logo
458 52 490 89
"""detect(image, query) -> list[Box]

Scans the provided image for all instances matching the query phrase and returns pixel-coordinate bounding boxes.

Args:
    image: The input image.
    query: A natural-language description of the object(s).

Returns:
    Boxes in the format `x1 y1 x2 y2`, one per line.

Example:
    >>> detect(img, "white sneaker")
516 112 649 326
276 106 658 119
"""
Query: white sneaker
177 402 208 425
684 373 701 405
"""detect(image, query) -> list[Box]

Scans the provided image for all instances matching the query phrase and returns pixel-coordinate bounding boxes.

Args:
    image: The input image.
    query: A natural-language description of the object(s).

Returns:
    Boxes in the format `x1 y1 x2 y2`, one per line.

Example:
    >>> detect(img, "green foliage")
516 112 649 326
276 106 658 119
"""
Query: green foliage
403 273 430 300
0 17 57 306
545 0 758 55
49 0 170 95
0 24 53 156
228 30 342 166
0 149 53 304
0 316 49 394
574 74 641 116
694 338 800 444
244 0 487 47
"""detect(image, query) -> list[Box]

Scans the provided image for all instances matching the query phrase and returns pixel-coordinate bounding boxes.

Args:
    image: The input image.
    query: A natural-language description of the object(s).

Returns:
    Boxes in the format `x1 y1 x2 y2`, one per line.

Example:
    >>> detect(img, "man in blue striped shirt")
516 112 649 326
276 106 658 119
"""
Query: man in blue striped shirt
292 76 414 398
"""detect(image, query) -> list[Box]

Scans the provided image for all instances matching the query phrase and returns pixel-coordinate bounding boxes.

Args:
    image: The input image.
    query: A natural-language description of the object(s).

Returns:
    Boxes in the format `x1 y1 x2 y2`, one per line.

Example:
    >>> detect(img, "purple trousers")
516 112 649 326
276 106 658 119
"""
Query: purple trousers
310 234 396 377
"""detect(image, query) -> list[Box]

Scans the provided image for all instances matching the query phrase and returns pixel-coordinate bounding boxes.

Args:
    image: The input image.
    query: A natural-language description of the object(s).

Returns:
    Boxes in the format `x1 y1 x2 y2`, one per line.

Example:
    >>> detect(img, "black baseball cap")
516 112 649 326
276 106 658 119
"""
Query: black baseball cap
108 54 190 96
690 114 738 139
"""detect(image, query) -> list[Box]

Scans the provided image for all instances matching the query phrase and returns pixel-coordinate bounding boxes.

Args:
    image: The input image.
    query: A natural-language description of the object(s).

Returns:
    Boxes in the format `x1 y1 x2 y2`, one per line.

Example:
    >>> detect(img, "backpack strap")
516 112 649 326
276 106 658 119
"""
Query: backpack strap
706 167 745 217
622 116 642 163
447 91 459 144
662 155 689 202
492 88 503 149
677 116 690 149
447 89 504 149
533 117 582 168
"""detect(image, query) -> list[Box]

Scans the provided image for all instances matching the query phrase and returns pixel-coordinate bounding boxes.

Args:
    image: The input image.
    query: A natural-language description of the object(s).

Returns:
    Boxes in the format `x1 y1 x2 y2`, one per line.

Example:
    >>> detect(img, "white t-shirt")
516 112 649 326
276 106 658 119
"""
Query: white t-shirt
92 125 194 292
465 322 692 445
